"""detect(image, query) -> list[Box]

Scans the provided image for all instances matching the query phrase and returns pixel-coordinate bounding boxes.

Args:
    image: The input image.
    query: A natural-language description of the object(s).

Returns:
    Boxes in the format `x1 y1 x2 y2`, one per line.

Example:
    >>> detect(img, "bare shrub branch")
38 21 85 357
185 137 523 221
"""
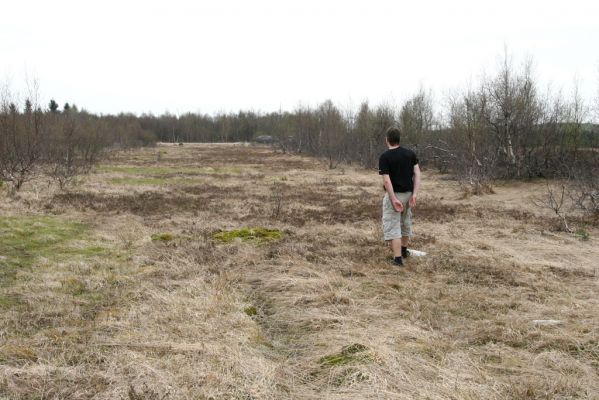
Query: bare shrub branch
532 182 572 232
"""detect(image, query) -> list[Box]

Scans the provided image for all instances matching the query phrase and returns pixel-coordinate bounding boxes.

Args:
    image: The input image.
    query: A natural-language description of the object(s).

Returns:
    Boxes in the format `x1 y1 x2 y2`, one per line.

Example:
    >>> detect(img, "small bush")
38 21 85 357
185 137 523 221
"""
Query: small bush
575 229 590 241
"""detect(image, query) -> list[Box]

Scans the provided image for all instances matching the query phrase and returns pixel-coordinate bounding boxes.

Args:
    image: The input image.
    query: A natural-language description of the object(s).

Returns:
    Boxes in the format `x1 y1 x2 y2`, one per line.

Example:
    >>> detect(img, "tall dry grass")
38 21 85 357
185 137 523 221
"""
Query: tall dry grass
1 143 597 399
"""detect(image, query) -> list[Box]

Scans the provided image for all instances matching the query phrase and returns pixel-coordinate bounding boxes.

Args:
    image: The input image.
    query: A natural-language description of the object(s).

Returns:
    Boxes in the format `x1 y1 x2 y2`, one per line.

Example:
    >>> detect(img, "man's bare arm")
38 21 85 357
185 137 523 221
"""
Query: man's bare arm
383 175 404 212
413 164 421 196
409 165 421 208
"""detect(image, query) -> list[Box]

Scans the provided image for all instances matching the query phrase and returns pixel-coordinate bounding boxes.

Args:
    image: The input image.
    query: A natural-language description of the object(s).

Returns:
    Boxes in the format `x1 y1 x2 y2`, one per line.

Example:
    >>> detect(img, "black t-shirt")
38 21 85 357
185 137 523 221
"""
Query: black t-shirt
378 147 419 192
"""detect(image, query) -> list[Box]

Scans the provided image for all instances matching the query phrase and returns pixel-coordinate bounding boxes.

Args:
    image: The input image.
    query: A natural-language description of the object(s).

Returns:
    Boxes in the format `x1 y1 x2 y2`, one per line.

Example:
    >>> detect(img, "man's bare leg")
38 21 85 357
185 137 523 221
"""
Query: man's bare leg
401 236 410 258
390 238 402 258
401 236 409 248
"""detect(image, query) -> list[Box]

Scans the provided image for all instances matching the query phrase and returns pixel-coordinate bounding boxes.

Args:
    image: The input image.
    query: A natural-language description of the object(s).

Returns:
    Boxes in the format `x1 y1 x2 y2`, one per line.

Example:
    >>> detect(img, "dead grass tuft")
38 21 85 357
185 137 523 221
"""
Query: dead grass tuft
414 197 461 222
53 191 209 215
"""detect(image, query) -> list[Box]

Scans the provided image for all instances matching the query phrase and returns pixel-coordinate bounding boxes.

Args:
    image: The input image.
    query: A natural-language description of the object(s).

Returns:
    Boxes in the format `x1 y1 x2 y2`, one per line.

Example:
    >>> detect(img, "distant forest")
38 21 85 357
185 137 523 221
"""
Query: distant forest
136 56 599 186
2 55 598 192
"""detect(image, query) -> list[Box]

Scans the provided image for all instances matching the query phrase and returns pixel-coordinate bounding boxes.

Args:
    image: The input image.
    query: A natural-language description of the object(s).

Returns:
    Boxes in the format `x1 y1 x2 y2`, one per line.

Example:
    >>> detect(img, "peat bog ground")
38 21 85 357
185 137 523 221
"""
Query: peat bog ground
1 143 598 399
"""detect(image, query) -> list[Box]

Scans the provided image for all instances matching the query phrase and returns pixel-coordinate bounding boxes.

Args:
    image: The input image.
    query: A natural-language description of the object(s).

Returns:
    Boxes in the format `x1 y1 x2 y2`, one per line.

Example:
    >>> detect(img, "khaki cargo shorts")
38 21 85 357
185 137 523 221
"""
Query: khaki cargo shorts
382 192 413 241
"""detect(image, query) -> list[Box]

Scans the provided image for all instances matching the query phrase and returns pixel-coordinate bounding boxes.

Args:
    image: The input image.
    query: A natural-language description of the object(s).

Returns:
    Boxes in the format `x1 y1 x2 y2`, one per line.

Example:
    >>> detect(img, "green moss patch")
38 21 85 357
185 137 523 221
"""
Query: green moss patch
244 306 258 316
109 177 202 186
0 216 104 286
213 227 283 244
320 343 371 367
151 233 175 242
110 177 169 185
0 294 20 309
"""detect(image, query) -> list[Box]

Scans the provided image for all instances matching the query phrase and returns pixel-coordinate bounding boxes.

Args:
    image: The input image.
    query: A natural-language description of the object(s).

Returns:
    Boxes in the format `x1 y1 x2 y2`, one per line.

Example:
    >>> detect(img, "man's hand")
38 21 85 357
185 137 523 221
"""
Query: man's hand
409 194 417 209
391 197 404 212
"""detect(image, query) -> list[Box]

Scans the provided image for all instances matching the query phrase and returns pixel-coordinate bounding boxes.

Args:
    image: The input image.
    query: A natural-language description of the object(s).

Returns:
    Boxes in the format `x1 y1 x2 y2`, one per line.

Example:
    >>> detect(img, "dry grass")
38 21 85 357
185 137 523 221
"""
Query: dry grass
1 143 598 399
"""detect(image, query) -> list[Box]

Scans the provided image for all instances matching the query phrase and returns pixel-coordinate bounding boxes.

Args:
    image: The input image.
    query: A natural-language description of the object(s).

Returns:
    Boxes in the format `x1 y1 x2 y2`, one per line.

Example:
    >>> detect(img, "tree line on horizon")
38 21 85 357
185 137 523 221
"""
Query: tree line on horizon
2 55 598 217
0 87 155 192
138 57 598 183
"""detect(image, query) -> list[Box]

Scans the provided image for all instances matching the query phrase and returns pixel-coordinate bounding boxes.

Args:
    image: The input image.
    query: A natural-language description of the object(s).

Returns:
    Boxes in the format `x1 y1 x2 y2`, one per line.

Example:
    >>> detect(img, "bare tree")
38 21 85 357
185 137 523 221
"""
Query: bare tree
565 156 599 220
316 100 346 169
46 109 106 189
446 85 497 192
533 183 572 232
350 102 395 167
0 84 44 191
399 86 435 150
560 78 588 163
482 54 543 178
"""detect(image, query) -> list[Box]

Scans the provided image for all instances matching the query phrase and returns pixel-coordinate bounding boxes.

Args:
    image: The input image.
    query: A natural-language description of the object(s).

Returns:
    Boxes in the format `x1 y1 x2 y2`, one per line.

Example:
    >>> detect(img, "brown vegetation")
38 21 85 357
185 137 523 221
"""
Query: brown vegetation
1 144 597 399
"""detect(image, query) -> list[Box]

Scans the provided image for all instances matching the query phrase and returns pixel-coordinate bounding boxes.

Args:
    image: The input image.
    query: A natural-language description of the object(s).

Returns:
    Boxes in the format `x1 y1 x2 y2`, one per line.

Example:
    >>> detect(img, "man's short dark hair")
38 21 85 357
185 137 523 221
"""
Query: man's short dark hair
386 127 401 145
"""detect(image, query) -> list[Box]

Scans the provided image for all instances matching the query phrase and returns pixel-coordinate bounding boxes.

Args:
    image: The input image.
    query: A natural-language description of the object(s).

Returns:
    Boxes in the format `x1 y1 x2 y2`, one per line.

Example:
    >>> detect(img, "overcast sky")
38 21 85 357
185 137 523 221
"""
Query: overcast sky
2 0 598 115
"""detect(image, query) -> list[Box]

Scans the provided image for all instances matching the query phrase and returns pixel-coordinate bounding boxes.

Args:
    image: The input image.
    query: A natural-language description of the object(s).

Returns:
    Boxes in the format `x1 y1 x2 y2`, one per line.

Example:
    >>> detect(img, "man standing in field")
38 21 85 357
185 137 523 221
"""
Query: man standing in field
379 127 421 266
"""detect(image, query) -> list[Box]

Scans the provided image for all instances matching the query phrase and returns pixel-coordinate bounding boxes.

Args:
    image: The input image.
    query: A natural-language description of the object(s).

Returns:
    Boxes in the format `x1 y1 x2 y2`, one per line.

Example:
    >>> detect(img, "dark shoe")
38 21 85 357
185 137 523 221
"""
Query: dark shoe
392 256 404 267
401 248 409 258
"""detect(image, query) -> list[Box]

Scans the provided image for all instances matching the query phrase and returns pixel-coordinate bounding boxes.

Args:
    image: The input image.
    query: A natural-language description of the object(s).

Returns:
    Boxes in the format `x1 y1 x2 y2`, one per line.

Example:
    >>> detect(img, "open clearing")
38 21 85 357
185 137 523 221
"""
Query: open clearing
1 143 598 399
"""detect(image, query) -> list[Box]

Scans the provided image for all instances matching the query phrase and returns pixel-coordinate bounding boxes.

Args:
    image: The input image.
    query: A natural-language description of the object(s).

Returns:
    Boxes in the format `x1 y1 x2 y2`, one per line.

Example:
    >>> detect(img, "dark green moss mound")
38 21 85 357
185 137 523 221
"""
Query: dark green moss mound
244 306 258 316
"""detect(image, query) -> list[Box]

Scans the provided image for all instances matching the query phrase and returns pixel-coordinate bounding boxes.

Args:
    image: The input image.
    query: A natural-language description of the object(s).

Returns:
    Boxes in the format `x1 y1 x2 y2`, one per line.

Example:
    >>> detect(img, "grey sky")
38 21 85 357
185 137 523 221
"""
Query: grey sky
2 0 598 115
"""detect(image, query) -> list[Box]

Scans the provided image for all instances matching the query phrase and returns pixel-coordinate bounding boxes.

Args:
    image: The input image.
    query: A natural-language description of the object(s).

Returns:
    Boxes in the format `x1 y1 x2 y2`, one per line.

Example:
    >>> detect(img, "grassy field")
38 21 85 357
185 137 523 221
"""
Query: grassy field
1 143 598 399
